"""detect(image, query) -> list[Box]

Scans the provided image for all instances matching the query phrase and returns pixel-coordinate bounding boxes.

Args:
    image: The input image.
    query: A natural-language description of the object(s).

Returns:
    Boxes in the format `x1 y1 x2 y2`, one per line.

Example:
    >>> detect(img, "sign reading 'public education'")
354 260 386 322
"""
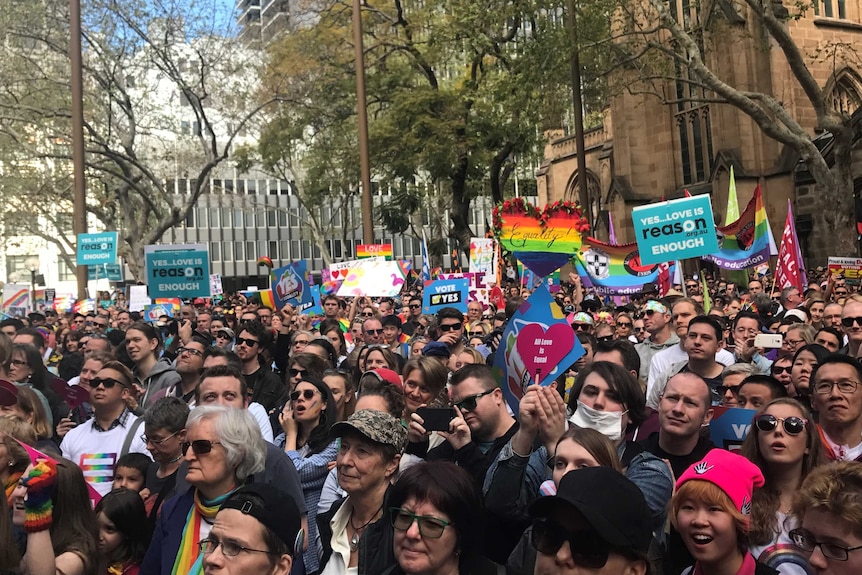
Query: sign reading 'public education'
632 195 719 265
77 232 118 266
144 244 210 299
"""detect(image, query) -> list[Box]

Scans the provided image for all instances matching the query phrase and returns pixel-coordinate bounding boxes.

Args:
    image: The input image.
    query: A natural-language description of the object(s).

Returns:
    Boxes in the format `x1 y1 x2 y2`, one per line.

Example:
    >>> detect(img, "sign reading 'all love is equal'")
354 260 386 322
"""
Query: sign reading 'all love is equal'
632 195 719 265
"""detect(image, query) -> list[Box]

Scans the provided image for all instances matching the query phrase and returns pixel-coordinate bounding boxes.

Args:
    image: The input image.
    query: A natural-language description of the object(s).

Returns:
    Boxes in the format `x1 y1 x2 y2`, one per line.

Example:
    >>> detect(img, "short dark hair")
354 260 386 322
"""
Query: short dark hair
143 396 190 433
305 339 338 368
15 328 45 350
388 462 482 572
94 489 151 565
322 294 340 305
238 321 271 350
569 361 648 426
197 364 248 402
450 363 497 391
436 307 464 323
291 352 330 382
732 311 762 332
115 452 151 478
738 375 788 400
577 332 597 349
202 347 242 371
593 339 641 376
815 327 843 345
811 354 862 387
0 318 24 332
687 315 723 341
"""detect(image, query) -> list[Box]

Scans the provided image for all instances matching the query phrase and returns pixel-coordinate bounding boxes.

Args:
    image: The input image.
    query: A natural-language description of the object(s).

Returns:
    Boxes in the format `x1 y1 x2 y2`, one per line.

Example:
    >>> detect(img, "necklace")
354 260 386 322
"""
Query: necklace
348 505 383 551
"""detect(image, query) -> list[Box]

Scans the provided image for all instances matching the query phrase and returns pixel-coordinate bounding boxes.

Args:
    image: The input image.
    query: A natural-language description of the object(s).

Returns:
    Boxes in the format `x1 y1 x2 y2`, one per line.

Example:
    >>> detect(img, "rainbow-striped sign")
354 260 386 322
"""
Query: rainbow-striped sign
356 243 393 260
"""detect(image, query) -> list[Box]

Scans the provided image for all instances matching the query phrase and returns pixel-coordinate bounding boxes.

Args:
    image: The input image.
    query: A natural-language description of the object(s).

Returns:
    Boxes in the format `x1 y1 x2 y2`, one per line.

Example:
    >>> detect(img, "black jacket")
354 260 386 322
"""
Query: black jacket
245 363 285 412
382 555 519 575
317 493 396 575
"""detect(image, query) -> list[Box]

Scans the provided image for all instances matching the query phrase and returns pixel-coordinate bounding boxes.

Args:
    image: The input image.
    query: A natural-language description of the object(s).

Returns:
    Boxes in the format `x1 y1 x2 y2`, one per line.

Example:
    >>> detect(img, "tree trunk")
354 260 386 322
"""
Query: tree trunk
449 152 473 255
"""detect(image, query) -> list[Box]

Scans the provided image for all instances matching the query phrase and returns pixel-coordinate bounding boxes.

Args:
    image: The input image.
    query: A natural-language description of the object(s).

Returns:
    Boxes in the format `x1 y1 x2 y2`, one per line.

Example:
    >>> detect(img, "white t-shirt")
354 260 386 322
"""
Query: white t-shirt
646 343 735 400
60 412 151 496
248 402 274 443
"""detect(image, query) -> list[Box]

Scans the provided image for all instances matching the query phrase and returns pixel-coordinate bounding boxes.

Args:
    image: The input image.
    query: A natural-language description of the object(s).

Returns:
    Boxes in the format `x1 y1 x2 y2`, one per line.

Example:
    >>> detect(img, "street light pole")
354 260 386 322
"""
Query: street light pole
70 0 88 301
26 257 40 312
352 0 374 245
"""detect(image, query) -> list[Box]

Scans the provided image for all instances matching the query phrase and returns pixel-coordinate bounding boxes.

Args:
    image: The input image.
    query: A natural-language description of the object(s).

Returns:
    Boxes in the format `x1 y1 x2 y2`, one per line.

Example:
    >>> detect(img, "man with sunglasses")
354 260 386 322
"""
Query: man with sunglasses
811 355 862 462
361 317 385 345
234 321 283 413
635 299 678 382
60 360 150 496
839 296 862 356
435 307 466 357
402 296 425 336
529 467 653 575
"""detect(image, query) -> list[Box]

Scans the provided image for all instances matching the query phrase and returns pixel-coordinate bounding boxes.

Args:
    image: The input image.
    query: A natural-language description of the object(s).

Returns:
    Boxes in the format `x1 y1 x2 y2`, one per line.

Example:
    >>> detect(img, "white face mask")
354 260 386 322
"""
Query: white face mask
568 400 628 441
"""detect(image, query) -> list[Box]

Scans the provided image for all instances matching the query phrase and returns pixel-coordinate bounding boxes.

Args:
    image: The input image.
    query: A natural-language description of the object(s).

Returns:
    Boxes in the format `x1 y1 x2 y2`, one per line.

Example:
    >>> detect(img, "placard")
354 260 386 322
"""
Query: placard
143 303 175 323
128 285 151 312
271 261 314 310
77 232 118 265
356 244 393 260
210 274 224 295
469 238 496 277
87 264 122 281
1 284 30 318
828 257 862 283
709 406 757 451
632 195 719 265
422 279 470 314
336 259 406 297
144 243 210 299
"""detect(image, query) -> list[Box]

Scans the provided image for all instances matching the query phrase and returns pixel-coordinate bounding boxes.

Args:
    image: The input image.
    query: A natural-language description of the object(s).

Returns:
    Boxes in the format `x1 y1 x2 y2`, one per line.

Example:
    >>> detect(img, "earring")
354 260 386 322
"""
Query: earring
8 461 14 467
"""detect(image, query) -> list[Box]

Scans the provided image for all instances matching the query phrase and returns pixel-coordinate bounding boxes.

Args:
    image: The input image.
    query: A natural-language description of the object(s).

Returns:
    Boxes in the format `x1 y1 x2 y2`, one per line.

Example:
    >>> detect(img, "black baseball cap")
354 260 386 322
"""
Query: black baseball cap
220 484 303 554
529 467 652 554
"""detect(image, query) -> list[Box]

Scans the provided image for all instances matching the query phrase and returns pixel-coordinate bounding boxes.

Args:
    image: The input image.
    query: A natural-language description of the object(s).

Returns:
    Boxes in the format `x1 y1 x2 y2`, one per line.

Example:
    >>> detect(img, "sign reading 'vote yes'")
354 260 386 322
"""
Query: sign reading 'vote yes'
632 195 719 265
423 278 470 314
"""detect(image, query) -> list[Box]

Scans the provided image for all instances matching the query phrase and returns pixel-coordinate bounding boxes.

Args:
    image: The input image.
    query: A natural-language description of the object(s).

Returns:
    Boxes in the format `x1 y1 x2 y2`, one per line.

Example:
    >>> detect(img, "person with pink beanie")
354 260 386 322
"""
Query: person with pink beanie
671 448 777 575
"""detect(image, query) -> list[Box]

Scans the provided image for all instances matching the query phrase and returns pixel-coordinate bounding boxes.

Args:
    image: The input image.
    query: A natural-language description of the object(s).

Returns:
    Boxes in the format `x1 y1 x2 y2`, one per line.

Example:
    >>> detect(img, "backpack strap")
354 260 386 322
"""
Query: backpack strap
121 417 145 457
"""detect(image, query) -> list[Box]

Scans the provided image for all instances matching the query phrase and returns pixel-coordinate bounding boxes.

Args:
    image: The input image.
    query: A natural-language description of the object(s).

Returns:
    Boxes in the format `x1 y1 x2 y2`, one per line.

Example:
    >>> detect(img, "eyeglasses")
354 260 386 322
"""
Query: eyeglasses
455 388 496 411
390 508 451 539
235 337 259 347
290 389 317 401
289 368 307 378
141 430 180 445
199 537 275 557
182 439 222 456
364 328 384 335
615 322 632 328
633 327 644 333
91 377 126 389
596 335 613 343
813 379 860 395
771 365 792 375
789 528 862 561
783 338 805 347
10 359 28 367
755 414 808 436
686 284 698 289
835 290 849 296
293 340 311 346
439 323 462 332
361 312 375 317
841 317 862 328
469 331 485 337
644 310 660 316
178 347 204 357
531 519 610 568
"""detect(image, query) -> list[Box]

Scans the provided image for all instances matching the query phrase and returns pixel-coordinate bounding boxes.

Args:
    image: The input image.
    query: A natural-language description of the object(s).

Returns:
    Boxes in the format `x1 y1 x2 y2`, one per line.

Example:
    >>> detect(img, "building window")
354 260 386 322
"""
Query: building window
331 239 343 259
223 241 233 261
7 255 37 278
278 210 287 227
244 211 254 227
210 242 221 261
197 207 209 228
235 241 245 261
58 258 76 282
246 241 256 260
830 71 862 115
221 208 232 227
269 241 278 260
289 210 299 227
280 240 289 260
291 240 300 259
267 210 277 227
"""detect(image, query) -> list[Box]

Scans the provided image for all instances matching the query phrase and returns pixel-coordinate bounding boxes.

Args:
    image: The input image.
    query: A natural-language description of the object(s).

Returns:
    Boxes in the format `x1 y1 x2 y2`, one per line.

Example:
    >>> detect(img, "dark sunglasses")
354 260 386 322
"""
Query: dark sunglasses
531 519 610 568
90 377 126 389
596 335 614 343
365 328 384 335
361 312 375 317
469 331 485 337
755 413 807 435
572 324 591 331
616 322 632 328
841 317 862 328
439 323 462 332
408 304 421 309
455 388 495 411
235 336 259 347
290 389 317 401
289 368 307 378
771 365 792 375
181 439 222 456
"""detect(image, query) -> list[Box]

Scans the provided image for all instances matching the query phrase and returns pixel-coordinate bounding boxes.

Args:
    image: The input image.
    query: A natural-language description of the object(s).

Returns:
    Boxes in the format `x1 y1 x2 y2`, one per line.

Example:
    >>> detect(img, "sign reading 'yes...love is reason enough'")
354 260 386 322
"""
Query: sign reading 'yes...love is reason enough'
144 244 210 299
632 195 719 265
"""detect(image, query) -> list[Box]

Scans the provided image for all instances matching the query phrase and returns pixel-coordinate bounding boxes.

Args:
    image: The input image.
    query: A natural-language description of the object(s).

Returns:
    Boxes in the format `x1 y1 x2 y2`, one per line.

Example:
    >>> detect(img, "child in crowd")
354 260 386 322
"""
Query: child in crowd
111 453 150 493
95 488 152 575
672 448 776 575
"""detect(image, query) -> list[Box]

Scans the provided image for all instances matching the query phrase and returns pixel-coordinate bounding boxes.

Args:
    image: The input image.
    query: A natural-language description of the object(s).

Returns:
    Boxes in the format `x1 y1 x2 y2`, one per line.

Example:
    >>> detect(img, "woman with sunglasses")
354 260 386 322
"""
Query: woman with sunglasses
381 461 517 575
141 406 266 575
789 344 829 400
276 377 338 574
741 398 821 574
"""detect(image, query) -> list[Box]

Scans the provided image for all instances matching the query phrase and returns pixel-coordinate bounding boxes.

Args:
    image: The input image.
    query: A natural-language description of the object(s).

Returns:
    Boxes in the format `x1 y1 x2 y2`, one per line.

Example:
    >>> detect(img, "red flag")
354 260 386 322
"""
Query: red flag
657 262 672 296
684 189 692 197
775 200 803 291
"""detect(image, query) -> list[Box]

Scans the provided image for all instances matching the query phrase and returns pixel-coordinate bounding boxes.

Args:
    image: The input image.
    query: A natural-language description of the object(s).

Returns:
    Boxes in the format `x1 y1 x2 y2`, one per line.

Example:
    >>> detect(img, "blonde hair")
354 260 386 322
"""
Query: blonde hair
793 461 862 539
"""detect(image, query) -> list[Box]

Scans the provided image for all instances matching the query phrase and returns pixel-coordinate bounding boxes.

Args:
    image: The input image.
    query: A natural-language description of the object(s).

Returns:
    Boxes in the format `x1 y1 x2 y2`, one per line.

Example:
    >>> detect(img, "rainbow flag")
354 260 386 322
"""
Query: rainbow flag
574 238 677 296
241 289 276 310
701 185 770 270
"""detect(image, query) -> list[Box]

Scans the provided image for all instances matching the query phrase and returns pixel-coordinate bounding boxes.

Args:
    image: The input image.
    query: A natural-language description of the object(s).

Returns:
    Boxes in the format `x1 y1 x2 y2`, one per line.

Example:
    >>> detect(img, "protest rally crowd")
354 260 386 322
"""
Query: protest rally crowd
2 266 862 575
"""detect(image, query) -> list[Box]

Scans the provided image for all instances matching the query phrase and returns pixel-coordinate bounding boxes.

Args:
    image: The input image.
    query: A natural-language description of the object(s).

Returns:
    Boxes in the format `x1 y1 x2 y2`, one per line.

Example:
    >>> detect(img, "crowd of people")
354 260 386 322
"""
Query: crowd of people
0 267 861 575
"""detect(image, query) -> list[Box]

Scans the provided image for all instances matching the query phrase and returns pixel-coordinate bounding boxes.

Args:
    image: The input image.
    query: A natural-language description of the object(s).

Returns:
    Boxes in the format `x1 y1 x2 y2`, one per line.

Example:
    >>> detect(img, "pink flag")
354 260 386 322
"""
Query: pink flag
15 438 103 505
608 213 617 245
657 262 672 296
776 200 804 291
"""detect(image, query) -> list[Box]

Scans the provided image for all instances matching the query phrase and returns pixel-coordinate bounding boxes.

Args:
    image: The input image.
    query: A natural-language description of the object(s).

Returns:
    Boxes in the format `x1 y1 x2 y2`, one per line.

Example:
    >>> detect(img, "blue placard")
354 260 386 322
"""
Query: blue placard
271 262 314 310
87 264 122 281
144 244 210 299
632 195 719 265
300 285 323 315
77 232 118 266
422 278 470 314
709 406 757 452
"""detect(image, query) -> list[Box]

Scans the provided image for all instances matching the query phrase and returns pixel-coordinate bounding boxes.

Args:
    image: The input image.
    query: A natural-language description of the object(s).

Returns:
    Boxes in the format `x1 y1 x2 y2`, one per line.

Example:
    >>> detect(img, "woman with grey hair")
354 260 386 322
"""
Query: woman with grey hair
140 405 266 575
720 362 756 406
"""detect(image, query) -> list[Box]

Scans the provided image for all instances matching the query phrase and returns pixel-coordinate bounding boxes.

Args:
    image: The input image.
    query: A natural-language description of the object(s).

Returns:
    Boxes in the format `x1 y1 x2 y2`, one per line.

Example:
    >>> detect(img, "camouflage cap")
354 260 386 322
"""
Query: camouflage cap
330 409 407 452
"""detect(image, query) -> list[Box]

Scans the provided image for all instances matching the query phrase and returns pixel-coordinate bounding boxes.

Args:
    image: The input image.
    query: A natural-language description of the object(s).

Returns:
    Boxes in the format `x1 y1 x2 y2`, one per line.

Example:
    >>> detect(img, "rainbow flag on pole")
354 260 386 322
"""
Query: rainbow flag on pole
701 185 770 270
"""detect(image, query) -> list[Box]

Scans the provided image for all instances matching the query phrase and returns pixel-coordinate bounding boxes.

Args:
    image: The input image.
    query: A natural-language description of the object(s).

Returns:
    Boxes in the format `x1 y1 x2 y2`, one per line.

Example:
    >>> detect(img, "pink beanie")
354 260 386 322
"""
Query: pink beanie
676 448 765 516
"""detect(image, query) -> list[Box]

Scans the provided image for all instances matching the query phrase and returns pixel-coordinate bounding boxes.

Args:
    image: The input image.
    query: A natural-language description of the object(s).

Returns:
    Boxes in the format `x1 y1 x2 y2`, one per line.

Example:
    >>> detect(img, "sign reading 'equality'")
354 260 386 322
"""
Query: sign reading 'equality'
632 195 719 265
77 232 118 266
144 244 210 299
